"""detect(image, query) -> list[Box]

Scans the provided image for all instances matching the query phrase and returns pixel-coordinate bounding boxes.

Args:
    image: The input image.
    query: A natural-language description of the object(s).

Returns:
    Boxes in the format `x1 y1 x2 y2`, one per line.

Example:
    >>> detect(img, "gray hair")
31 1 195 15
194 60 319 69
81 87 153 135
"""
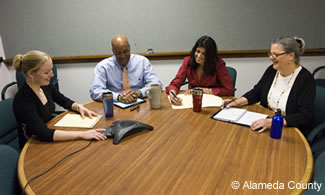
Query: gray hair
272 36 305 64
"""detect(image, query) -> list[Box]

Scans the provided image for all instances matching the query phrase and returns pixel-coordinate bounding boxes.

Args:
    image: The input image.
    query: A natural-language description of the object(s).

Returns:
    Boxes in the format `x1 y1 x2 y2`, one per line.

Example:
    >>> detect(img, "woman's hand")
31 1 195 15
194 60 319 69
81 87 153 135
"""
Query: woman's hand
169 90 182 105
221 97 248 109
80 129 107 141
250 118 272 133
76 104 98 119
221 99 236 109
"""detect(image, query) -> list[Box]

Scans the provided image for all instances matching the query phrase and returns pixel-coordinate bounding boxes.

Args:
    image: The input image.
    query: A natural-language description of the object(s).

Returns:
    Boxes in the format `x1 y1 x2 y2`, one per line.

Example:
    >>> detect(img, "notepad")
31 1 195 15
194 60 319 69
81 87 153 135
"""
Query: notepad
211 108 268 126
54 113 102 128
113 98 146 109
168 94 223 109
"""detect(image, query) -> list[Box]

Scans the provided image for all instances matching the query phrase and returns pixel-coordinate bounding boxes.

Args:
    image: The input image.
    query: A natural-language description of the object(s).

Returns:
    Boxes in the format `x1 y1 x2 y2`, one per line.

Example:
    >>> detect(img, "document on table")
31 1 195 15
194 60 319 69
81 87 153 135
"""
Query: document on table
168 94 222 109
211 107 268 126
54 113 102 128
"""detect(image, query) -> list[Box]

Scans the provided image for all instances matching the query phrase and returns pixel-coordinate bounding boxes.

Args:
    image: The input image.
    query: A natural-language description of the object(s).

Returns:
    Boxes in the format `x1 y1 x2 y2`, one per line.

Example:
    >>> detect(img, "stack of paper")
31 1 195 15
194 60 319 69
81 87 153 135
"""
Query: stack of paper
54 113 102 128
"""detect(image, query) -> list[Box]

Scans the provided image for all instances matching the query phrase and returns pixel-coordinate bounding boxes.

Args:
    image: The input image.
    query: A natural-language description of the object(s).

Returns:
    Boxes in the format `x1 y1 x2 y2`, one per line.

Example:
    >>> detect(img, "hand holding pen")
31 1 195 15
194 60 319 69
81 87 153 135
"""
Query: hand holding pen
221 99 235 109
169 90 182 105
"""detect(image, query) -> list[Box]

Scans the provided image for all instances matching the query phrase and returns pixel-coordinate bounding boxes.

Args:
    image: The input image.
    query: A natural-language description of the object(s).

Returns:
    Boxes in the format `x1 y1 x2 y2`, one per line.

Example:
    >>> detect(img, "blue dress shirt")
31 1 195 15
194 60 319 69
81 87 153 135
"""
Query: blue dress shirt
90 54 162 101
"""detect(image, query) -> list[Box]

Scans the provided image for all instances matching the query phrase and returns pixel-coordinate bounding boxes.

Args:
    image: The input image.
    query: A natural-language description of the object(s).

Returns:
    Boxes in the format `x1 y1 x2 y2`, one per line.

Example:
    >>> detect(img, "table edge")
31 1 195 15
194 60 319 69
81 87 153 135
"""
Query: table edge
18 138 36 195
291 128 314 195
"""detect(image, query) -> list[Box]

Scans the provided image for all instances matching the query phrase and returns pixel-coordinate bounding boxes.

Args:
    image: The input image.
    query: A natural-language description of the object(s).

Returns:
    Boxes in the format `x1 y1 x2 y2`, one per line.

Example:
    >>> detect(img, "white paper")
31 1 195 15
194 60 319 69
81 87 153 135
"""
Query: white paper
213 108 268 126
236 111 268 126
213 107 247 122
169 94 222 109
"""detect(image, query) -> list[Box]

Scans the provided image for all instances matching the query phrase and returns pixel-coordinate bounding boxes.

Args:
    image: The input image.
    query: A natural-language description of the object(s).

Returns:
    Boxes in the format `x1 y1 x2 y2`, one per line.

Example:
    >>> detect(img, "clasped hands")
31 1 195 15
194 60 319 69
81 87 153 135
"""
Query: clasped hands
118 89 140 104
221 99 272 133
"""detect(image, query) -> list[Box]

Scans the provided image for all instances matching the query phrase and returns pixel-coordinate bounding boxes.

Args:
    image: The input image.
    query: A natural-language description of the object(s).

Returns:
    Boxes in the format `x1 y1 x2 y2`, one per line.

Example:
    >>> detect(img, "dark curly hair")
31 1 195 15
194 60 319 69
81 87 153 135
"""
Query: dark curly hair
188 35 219 75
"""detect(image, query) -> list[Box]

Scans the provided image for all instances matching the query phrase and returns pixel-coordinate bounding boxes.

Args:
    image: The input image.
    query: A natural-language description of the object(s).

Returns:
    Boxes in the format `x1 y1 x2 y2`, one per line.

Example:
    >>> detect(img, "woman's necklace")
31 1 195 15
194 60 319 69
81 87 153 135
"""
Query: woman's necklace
268 70 296 111
27 81 48 105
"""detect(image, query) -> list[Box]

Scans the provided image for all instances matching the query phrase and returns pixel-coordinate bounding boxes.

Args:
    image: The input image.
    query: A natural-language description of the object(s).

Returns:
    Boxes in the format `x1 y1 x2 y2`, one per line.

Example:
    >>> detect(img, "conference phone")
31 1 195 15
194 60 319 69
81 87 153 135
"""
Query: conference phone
102 120 153 144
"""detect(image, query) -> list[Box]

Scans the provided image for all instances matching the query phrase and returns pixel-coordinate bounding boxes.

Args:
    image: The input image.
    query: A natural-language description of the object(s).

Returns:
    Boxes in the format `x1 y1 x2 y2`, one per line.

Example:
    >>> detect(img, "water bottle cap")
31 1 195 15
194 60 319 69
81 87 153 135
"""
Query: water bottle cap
276 109 281 115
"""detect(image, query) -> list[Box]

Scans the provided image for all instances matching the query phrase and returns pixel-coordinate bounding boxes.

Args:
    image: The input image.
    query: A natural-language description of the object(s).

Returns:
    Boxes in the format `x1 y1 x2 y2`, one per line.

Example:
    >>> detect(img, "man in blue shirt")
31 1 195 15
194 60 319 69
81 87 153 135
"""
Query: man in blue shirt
90 34 162 103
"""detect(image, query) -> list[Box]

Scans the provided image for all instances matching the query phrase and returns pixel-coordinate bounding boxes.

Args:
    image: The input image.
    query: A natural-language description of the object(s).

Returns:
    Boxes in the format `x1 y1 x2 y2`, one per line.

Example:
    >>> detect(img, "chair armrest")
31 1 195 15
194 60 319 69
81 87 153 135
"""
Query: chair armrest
1 82 17 100
313 66 325 77
307 122 325 144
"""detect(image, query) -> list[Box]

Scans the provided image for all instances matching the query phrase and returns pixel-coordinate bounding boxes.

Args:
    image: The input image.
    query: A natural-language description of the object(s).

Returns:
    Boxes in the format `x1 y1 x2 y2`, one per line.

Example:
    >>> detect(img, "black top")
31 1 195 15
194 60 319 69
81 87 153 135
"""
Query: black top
243 65 316 137
13 83 74 149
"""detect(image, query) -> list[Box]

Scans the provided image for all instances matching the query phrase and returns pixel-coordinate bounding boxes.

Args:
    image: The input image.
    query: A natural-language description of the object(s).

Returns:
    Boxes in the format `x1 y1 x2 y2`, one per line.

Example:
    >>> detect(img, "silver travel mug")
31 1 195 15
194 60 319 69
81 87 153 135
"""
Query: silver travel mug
102 92 114 118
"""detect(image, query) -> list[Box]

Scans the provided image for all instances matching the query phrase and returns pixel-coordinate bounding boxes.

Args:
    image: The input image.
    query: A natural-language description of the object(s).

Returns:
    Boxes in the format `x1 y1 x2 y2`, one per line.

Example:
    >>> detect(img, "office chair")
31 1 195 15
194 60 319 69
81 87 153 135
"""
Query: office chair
0 98 19 152
0 144 21 195
1 64 59 100
307 86 325 157
226 66 237 91
303 150 325 194
312 66 325 88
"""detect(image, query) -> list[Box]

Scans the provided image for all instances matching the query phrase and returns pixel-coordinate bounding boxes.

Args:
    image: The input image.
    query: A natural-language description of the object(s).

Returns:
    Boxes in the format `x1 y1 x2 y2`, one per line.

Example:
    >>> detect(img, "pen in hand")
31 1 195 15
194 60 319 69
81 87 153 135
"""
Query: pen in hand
223 99 235 109
170 91 179 100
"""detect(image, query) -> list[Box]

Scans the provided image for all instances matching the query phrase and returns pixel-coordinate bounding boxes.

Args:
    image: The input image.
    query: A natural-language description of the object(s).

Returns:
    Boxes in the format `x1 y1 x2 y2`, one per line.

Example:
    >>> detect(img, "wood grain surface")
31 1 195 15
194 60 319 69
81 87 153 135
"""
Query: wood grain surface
18 93 313 195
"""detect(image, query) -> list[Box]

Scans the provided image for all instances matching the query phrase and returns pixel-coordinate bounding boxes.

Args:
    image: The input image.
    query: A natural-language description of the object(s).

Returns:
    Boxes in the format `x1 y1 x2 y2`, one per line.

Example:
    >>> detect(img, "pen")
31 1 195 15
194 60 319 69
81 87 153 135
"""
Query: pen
170 91 179 100
130 105 139 112
223 99 235 109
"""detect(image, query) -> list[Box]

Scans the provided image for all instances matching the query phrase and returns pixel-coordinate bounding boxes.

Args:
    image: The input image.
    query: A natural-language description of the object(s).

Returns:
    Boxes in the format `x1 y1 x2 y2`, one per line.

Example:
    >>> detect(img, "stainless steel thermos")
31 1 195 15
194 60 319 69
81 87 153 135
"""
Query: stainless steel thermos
102 92 114 118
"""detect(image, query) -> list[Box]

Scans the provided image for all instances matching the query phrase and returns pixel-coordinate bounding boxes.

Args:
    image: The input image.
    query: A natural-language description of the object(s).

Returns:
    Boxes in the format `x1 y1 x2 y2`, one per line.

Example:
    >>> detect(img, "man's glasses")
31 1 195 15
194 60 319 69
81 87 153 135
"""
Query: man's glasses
267 52 289 58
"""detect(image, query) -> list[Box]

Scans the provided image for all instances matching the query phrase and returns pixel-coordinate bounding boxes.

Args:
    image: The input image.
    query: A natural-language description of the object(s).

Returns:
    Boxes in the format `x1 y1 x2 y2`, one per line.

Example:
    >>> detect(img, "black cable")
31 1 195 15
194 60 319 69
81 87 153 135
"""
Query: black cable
21 140 93 195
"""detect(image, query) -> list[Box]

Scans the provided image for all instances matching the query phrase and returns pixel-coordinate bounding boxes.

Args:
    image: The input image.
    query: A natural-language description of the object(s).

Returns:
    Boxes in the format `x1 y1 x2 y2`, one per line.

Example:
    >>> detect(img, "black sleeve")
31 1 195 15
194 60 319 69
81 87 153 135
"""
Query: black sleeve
285 70 316 129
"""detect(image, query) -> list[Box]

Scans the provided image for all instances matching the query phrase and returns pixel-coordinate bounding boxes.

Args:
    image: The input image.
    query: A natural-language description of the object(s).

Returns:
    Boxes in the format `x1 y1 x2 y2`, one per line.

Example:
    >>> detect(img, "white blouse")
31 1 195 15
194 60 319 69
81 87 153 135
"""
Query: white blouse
267 66 302 115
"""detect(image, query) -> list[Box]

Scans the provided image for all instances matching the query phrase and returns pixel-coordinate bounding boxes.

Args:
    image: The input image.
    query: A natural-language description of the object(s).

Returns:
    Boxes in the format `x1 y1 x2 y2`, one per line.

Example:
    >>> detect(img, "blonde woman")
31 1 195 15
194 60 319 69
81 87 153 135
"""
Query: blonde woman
13 50 106 149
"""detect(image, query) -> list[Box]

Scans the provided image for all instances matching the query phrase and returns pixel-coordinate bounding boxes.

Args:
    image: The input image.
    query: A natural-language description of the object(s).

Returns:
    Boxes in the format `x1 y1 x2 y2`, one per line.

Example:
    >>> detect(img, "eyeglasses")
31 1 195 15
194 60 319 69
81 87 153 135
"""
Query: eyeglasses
267 52 289 58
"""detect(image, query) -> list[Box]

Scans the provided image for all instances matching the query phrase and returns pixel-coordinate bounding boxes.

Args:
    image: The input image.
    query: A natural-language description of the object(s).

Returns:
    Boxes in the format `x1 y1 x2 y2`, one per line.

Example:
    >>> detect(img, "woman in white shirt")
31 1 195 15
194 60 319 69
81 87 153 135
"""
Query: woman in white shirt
222 36 316 137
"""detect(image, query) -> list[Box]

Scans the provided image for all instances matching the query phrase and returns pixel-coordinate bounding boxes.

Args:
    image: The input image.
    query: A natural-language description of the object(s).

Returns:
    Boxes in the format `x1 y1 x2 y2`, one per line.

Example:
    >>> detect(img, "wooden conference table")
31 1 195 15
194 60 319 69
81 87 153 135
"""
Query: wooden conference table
18 93 312 195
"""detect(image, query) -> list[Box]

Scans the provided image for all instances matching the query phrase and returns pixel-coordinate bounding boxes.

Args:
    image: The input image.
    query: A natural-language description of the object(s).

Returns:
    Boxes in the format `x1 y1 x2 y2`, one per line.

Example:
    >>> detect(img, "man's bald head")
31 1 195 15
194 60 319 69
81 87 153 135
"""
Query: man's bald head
111 34 130 50
111 34 131 66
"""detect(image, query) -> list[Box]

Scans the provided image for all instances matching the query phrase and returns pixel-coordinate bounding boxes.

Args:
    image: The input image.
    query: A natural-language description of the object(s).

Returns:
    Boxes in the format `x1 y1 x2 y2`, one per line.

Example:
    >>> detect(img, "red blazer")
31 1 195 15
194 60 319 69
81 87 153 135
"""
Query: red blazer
165 56 234 96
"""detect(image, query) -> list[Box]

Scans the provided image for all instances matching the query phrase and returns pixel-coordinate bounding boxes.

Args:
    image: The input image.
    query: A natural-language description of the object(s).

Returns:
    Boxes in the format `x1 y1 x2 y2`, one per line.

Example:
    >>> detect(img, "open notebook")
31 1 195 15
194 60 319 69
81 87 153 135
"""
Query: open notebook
54 113 102 128
211 108 268 126
168 94 222 109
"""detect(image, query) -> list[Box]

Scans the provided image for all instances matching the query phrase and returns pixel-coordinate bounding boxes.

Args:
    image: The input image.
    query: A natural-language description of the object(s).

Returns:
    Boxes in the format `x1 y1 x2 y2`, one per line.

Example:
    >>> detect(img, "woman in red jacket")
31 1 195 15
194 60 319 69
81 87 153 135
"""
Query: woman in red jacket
166 35 234 105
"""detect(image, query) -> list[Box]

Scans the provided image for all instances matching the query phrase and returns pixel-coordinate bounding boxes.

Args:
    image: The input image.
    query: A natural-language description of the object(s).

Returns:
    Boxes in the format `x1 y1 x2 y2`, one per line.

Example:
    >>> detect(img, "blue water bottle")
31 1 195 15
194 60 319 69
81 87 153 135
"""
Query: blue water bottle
270 109 283 139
